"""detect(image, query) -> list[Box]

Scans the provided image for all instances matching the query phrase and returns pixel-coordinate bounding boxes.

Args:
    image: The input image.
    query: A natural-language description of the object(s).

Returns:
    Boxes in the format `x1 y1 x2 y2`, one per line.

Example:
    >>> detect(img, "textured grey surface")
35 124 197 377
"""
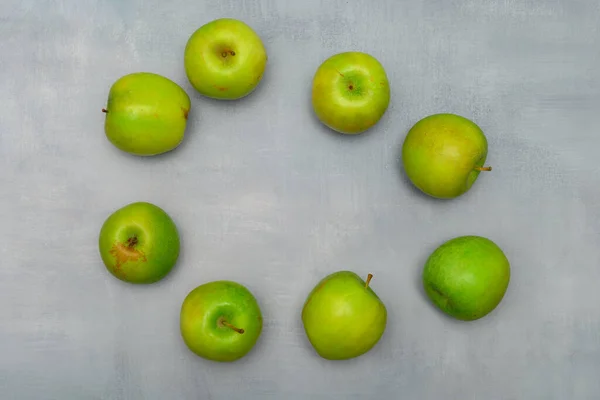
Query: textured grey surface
1 0 599 399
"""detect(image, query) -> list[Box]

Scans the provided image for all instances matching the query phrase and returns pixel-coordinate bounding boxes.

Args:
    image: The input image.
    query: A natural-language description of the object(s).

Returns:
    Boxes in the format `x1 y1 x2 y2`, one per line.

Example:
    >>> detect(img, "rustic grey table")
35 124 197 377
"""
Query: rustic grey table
1 0 599 399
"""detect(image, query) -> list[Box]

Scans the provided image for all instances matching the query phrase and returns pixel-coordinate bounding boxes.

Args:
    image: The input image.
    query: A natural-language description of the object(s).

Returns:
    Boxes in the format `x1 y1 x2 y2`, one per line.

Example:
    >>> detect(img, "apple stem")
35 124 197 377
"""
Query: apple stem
474 166 492 172
102 108 108 113
365 273 373 289
221 320 244 334
126 236 138 248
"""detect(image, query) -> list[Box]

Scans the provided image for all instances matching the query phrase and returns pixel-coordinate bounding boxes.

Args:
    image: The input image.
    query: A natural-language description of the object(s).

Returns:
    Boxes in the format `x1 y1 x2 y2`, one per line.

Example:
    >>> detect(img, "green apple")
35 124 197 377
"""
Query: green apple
184 18 268 100
301 271 387 360
422 235 511 321
103 72 191 156
402 113 492 199
98 202 180 284
312 52 390 134
180 280 263 362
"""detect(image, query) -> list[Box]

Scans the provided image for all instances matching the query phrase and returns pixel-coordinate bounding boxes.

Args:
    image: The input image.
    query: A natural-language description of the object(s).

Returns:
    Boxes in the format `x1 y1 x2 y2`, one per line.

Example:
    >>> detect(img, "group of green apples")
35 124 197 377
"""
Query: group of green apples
98 18 511 362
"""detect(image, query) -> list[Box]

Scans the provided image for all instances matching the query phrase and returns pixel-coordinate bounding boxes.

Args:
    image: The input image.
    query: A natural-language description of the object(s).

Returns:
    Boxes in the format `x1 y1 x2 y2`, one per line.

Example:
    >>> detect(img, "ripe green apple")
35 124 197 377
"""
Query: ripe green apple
402 113 492 199
180 280 263 362
184 18 268 100
422 235 511 321
312 52 390 134
301 271 387 360
103 72 191 156
98 202 180 284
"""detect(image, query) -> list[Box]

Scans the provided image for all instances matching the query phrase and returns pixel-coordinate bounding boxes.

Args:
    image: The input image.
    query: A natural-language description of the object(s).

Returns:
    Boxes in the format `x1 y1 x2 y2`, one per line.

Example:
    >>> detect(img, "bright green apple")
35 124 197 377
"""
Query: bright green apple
98 202 180 284
103 72 191 156
301 271 387 360
184 18 268 100
422 235 511 321
402 113 492 199
312 52 390 134
180 280 263 362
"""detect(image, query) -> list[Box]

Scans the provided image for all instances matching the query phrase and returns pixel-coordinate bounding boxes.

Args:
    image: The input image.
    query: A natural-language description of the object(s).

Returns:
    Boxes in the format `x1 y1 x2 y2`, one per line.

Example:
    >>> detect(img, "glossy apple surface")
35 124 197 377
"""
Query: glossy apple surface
98 202 180 284
184 18 267 100
180 280 263 362
302 271 387 360
423 235 511 321
103 72 191 156
402 113 492 198
312 52 390 134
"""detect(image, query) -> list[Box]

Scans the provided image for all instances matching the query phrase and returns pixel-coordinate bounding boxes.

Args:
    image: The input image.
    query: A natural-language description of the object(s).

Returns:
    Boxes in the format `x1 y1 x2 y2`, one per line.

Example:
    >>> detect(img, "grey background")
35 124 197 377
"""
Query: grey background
1 0 599 399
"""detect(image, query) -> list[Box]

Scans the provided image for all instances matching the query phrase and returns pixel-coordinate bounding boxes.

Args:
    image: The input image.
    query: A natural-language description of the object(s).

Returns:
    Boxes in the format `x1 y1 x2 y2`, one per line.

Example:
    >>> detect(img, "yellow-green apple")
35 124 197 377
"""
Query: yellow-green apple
301 271 387 360
102 72 191 156
98 202 180 284
184 18 267 100
422 235 511 321
312 52 390 134
180 280 263 362
402 113 492 199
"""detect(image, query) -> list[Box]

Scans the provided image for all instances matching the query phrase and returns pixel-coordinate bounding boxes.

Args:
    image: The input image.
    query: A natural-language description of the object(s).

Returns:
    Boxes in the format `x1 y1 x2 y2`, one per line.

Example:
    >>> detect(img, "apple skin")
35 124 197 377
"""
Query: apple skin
184 18 267 100
301 271 387 360
402 113 490 199
312 52 390 134
180 281 263 362
103 72 191 156
422 235 510 321
98 202 180 284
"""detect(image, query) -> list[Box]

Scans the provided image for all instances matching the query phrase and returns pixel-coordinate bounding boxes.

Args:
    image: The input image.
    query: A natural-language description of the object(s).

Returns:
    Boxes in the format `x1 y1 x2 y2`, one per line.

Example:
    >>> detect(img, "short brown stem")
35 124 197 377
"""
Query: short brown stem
102 108 108 113
365 273 373 288
475 166 492 172
221 320 244 334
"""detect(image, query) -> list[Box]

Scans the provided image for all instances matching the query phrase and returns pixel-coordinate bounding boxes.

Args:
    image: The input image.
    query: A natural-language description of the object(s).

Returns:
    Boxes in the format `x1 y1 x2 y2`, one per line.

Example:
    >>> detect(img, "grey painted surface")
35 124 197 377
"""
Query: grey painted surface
1 0 599 399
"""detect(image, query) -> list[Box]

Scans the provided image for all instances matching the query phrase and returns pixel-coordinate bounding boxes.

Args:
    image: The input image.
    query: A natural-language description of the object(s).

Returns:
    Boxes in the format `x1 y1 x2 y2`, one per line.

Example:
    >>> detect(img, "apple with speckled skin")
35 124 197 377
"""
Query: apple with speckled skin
312 52 390 134
301 271 387 360
184 18 268 100
402 113 492 199
180 280 263 362
103 72 191 156
98 202 180 284
422 235 511 321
